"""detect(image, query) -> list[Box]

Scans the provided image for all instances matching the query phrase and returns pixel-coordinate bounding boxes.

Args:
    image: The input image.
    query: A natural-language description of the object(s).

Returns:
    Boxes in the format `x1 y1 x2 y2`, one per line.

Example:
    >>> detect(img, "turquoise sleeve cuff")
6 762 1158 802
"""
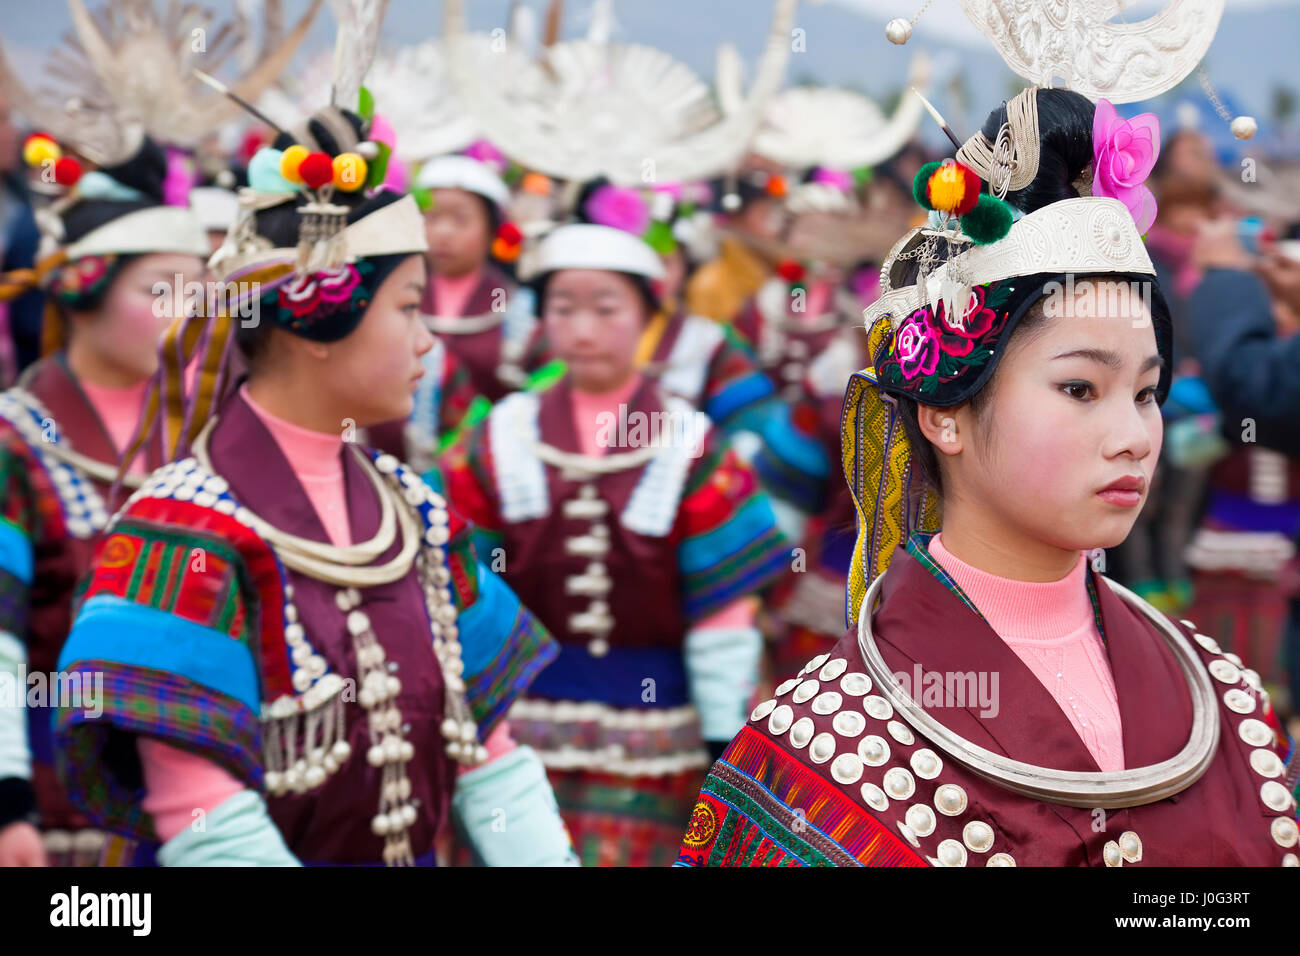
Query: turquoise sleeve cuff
452 745 579 867
156 789 300 867
684 625 763 742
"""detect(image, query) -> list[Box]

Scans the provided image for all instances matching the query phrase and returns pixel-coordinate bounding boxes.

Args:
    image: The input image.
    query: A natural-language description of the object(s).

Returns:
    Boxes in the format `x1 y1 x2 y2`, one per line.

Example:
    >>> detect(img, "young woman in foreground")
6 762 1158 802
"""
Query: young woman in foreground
678 88 1298 868
52 105 575 867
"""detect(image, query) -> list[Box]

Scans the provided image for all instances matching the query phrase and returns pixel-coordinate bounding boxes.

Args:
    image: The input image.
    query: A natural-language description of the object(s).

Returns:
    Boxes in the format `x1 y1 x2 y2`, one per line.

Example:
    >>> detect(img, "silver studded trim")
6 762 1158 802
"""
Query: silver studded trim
775 677 800 696
789 716 815 749
887 720 914 745
1261 781 1295 813
809 732 837 764
858 735 890 767
831 752 865 785
1250 748 1284 779
910 747 942 779
935 839 967 867
819 657 848 681
750 699 777 722
840 672 872 696
861 782 889 811
1193 632 1221 654
768 704 794 735
905 803 936 837
1118 830 1142 864
1272 817 1298 848
1224 689 1256 715
792 679 820 704
986 852 1016 866
934 783 967 816
864 695 893 720
832 711 867 738
811 691 843 715
883 766 916 800
1239 718 1273 748
1208 659 1240 684
963 821 995 853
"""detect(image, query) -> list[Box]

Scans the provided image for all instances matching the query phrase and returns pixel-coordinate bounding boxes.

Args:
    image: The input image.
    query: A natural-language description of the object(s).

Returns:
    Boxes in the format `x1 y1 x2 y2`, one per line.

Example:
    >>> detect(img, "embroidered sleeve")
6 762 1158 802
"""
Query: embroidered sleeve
702 324 779 431
750 396 833 514
55 495 285 840
676 725 928 867
0 429 37 638
676 434 790 622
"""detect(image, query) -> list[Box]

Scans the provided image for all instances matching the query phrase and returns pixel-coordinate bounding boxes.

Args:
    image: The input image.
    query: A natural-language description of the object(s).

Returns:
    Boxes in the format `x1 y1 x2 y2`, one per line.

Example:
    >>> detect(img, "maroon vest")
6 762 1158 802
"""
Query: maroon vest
776 548 1294 865
425 266 524 403
489 379 691 651
209 393 453 863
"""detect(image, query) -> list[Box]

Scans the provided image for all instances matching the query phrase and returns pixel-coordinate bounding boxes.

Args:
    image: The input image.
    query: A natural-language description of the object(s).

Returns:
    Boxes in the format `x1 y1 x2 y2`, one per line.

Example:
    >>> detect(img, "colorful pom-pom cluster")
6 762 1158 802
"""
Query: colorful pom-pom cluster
22 133 83 187
912 158 1014 246
491 221 523 263
276 143 370 193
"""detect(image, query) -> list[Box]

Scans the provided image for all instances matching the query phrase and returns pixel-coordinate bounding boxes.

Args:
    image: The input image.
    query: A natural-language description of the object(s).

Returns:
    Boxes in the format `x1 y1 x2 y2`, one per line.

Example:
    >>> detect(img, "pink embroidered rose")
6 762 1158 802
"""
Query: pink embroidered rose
894 310 941 380
584 184 650 236
1091 98 1160 233
279 264 362 320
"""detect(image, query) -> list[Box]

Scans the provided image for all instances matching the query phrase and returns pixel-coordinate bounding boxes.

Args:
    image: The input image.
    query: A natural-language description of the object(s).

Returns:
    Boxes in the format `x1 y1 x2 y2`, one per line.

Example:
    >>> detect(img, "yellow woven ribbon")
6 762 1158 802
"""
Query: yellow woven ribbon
1 251 71 358
842 315 941 624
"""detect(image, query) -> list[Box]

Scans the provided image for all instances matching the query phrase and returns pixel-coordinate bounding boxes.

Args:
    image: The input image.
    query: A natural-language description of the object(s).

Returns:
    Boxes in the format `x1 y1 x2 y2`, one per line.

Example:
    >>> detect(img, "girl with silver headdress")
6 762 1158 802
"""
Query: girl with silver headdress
678 3 1296 866
439 220 792 866
49 3 576 867
0 132 208 867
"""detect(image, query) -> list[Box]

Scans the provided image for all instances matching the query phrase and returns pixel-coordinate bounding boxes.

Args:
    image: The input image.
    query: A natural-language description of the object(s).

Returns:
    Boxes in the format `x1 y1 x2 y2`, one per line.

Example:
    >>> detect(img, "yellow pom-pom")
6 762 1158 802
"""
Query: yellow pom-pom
23 135 61 168
332 152 369 192
927 164 967 214
280 144 310 184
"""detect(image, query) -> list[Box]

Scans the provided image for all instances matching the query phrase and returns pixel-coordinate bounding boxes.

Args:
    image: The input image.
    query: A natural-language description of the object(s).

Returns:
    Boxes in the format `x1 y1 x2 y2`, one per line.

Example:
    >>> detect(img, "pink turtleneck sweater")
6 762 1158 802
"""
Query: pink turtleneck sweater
927 534 1125 772
80 378 150 476
241 385 352 547
431 268 483 317
139 386 515 842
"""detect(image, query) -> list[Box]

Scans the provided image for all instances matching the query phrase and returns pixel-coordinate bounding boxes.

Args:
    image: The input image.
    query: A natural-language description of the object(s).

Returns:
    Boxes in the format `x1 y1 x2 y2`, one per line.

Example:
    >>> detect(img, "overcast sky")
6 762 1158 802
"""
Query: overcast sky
3 0 1297 147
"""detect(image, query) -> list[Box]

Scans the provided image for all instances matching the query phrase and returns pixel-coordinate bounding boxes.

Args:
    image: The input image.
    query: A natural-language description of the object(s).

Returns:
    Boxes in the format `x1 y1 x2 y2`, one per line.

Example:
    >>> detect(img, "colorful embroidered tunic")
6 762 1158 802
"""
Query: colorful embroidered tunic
53 390 556 865
0 356 163 862
678 534 1300 867
441 376 791 865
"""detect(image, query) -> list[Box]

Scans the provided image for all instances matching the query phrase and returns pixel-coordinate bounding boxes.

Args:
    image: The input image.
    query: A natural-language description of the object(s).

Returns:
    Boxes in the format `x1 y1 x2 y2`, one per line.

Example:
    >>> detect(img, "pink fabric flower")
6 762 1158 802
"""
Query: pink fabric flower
894 310 941 380
584 184 650 236
1091 99 1160 233
811 166 854 193
463 139 507 174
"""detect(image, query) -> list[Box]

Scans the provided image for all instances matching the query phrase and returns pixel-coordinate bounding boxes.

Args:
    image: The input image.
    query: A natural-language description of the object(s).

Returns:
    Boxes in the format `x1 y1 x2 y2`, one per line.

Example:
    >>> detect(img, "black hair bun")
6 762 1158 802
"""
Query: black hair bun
59 136 170 243
272 107 368 158
978 88 1095 214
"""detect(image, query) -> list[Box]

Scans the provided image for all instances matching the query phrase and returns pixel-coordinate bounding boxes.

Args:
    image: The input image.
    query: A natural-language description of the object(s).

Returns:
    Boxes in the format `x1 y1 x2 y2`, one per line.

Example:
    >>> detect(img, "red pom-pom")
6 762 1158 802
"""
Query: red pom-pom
53 156 82 186
496 221 523 246
776 259 805 283
298 152 334 189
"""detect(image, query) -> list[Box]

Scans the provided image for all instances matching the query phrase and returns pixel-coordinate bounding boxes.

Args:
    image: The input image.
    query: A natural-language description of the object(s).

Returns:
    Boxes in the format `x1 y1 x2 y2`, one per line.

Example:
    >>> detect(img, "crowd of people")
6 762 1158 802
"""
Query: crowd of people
0 0 1296 868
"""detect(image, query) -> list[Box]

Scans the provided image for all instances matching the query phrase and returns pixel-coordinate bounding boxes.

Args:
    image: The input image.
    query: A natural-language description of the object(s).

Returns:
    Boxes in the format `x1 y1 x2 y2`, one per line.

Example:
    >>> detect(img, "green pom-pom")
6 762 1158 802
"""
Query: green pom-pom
358 86 375 122
411 185 432 212
643 220 677 255
912 160 943 210
365 140 392 189
961 194 1014 245
853 165 874 189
